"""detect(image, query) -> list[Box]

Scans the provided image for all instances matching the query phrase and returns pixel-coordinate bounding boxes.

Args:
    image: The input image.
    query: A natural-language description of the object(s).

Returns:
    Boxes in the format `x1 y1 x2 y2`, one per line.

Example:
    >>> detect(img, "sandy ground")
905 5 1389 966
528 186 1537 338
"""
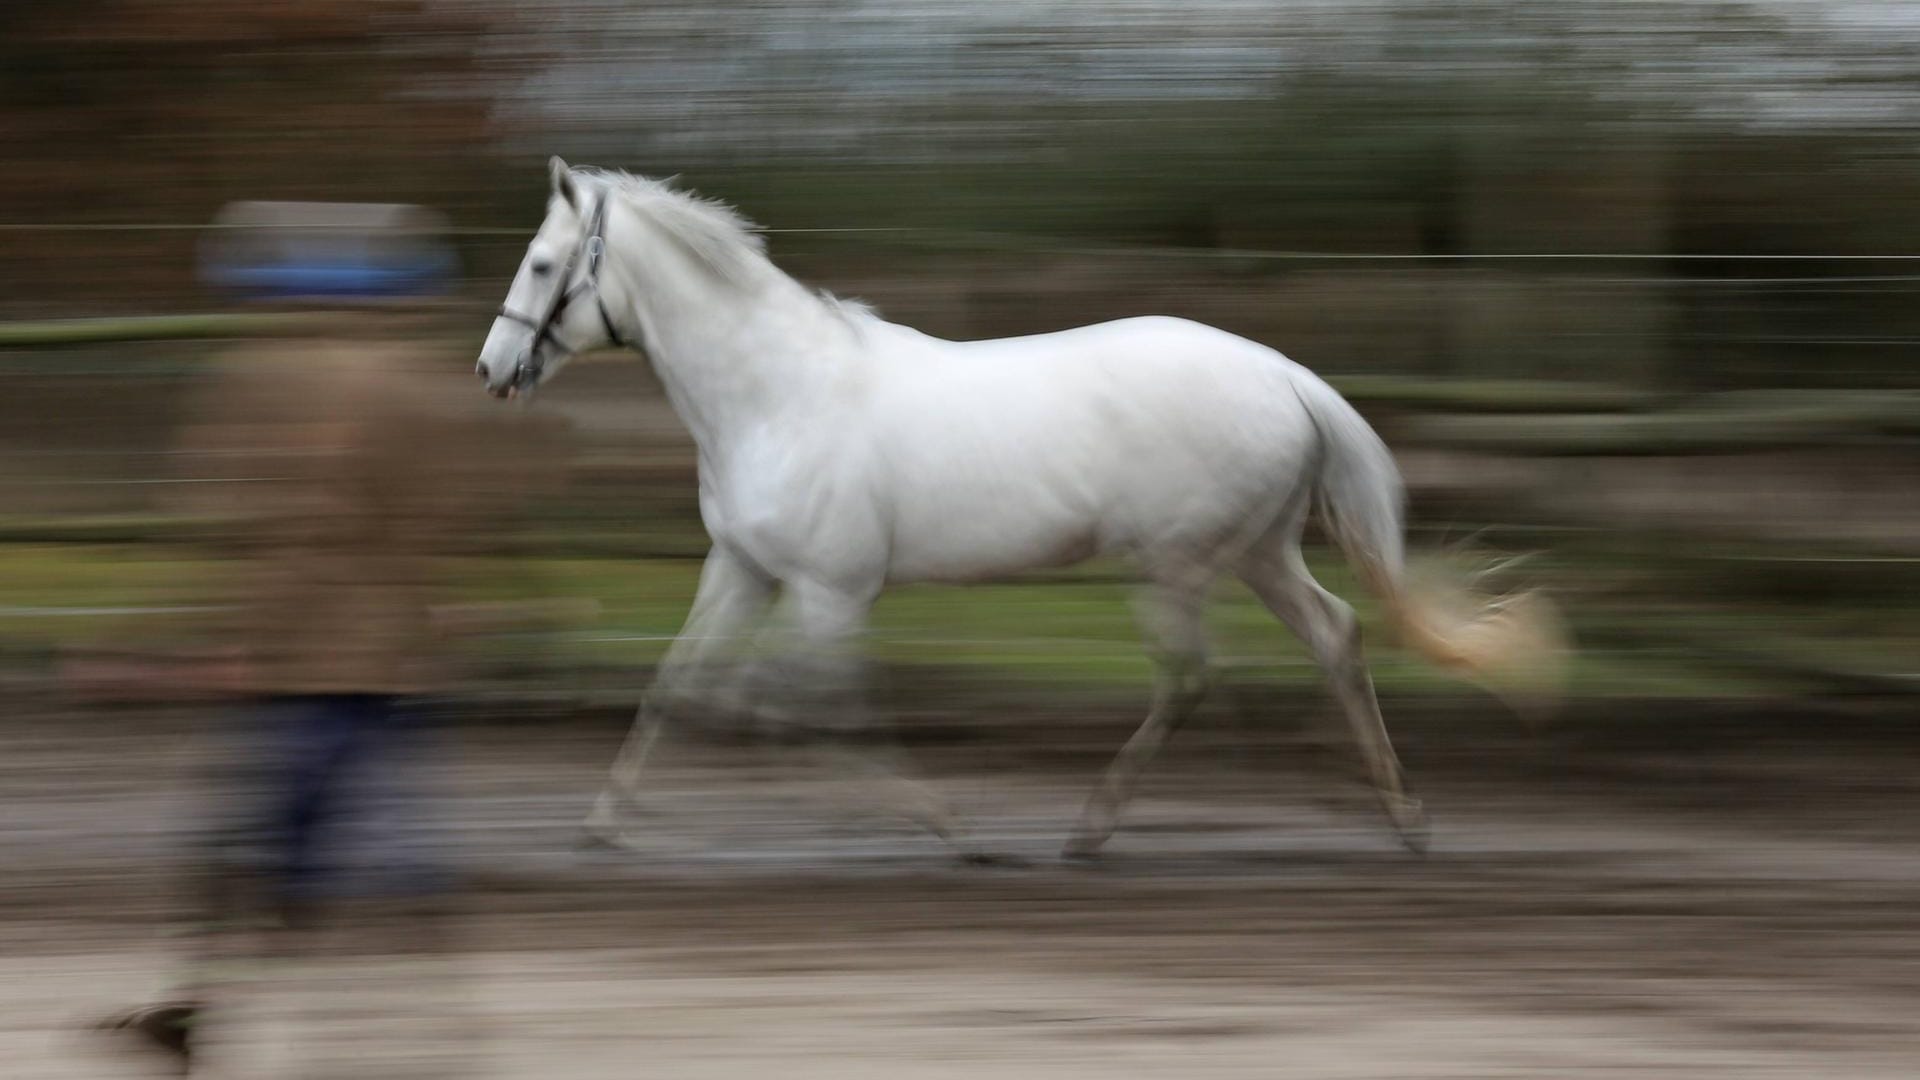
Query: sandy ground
5 699 1919 1078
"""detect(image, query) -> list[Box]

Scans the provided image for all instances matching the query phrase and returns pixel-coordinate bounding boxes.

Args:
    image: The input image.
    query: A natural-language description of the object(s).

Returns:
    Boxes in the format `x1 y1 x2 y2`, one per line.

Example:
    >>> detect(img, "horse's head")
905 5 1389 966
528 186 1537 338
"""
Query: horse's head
476 157 626 399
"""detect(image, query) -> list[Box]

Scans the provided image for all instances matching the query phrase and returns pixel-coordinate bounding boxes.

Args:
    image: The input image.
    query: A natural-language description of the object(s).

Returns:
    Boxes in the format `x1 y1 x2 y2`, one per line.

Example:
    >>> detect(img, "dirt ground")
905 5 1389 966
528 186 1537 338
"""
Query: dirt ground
5 696 1919 1078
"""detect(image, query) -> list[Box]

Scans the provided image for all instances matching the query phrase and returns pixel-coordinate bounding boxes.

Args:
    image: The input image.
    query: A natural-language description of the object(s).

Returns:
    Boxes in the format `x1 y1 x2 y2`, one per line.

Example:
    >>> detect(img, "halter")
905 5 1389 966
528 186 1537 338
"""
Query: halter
494 190 628 391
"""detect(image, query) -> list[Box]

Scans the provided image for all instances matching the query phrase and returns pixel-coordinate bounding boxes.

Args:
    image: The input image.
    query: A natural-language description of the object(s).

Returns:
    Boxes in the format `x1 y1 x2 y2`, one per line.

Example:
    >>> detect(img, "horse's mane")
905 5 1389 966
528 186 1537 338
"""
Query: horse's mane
577 168 876 330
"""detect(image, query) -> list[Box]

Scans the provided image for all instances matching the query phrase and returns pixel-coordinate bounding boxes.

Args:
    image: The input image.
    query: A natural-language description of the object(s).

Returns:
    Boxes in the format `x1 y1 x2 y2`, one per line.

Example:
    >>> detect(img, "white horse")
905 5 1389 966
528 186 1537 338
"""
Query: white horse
478 158 1562 858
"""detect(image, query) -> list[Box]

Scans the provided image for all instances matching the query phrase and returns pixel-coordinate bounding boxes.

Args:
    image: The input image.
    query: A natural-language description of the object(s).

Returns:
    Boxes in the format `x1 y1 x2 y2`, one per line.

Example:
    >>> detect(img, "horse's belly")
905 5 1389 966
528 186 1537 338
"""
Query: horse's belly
875 429 1288 584
884 495 1104 583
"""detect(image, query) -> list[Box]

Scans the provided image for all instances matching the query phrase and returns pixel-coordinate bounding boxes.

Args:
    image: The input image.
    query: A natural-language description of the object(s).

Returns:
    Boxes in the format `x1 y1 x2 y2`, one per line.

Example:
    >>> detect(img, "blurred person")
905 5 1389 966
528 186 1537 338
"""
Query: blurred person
96 209 564 1074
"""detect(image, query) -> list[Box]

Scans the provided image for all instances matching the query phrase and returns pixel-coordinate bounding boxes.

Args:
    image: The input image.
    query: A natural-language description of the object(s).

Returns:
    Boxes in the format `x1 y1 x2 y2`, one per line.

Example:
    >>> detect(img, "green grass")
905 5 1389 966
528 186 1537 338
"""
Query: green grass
0 313 305 348
0 543 1860 701
0 545 218 646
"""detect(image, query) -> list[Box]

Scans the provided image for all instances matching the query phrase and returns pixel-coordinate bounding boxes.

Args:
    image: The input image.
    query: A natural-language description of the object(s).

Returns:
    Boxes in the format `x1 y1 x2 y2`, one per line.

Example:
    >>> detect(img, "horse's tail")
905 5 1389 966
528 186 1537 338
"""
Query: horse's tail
1296 377 1568 709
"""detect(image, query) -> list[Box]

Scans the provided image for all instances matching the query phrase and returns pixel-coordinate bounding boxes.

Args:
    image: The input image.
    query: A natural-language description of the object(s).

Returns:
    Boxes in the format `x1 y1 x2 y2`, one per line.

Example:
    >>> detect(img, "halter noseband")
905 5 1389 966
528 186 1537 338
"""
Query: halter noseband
495 191 628 391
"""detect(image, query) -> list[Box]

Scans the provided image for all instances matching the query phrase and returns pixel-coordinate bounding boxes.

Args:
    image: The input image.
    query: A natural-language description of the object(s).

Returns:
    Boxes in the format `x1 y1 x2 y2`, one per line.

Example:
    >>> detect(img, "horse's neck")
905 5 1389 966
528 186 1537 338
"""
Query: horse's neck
609 226 850 458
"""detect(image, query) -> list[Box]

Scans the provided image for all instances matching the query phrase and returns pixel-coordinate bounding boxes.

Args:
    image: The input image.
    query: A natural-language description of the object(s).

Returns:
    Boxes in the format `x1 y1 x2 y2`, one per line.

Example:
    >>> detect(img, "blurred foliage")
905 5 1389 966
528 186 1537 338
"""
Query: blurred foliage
1405 390 1920 455
0 0 499 310
4 1 1920 389
3 1 1919 709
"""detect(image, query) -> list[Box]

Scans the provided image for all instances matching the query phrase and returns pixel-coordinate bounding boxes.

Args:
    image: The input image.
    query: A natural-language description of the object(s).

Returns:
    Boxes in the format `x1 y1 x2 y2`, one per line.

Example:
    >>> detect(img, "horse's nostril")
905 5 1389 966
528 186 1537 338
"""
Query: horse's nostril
475 362 487 380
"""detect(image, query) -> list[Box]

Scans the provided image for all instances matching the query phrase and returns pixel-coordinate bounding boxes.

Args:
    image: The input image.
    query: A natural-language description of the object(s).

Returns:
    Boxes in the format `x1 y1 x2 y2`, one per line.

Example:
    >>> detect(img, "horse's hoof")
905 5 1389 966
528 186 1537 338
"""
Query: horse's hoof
577 824 634 854
1397 823 1430 857
1060 836 1107 862
955 850 1028 869
1382 794 1430 856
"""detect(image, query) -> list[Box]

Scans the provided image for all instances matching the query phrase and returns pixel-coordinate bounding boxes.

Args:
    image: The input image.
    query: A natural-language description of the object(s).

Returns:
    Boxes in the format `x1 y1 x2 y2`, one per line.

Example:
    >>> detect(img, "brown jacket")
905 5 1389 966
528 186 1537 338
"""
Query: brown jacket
172 330 562 695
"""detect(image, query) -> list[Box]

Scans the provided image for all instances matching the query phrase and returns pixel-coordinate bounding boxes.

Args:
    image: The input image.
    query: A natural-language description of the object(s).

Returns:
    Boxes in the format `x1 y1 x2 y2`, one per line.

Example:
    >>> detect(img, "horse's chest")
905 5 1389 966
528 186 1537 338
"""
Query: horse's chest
701 451 885 573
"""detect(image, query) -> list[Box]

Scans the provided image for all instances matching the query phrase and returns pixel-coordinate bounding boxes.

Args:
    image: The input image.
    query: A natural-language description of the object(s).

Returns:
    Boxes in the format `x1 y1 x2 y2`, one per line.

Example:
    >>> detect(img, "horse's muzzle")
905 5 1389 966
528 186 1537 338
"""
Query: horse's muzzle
480 354 541 399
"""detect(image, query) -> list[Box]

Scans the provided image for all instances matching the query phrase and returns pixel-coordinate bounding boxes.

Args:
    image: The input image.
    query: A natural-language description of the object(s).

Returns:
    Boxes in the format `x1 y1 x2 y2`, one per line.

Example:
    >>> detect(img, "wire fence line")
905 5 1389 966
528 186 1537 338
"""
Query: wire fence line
8 218 1920 263
5 223 1920 352
0 223 919 237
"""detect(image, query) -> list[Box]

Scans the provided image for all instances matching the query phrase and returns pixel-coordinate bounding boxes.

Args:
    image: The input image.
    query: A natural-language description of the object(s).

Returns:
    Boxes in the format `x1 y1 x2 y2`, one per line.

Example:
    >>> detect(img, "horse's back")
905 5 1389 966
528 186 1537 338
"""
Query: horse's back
868 315 1324 582
944 314 1271 364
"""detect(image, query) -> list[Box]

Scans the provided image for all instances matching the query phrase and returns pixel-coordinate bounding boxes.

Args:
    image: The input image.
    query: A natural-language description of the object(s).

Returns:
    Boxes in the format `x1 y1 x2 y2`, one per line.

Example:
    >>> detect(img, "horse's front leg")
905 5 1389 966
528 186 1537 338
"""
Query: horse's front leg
584 547 773 844
784 579 977 858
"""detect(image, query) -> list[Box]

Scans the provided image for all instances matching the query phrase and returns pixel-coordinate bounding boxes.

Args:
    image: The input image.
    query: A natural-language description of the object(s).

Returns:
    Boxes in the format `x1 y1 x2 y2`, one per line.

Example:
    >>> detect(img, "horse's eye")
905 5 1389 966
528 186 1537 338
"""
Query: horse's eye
530 259 554 277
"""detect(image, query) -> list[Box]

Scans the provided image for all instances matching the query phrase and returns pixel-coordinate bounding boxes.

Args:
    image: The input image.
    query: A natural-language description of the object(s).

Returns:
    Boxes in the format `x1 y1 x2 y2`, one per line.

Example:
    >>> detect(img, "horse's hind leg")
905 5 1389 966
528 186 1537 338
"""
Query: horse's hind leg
1238 544 1428 853
1063 568 1213 859
584 547 773 844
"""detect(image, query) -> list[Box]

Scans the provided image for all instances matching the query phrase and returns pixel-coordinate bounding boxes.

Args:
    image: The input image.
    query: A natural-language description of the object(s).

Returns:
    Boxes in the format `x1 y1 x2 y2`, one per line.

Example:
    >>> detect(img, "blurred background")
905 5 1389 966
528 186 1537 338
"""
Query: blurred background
4 3 1919 1078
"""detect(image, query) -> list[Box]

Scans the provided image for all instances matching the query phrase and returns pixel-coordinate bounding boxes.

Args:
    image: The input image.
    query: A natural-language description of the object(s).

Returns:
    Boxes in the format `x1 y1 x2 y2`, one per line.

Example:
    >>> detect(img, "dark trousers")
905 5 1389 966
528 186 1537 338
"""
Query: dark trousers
200 693 428 924
155 694 470 1058
269 693 393 908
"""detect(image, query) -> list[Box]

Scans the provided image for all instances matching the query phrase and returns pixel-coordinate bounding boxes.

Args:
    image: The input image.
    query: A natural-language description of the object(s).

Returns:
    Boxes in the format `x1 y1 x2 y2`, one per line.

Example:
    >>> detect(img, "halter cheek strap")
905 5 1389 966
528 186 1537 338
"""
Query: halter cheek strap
495 192 630 388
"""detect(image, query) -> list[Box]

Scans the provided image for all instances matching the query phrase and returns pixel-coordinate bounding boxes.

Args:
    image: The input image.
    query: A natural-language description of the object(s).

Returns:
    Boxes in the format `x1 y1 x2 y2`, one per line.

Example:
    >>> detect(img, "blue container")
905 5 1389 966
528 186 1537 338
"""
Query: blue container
205 253 457 301
200 202 459 302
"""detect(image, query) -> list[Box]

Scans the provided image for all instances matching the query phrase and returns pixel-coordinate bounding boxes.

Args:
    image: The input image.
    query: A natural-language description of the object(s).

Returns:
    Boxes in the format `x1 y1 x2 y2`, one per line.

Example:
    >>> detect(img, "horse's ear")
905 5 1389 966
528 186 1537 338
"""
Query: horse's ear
549 155 579 209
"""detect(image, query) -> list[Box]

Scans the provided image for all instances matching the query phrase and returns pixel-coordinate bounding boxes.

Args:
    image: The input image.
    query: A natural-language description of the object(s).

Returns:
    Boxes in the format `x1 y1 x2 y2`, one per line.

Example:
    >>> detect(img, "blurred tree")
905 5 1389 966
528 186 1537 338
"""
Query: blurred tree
0 1 498 312
6 0 1920 387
